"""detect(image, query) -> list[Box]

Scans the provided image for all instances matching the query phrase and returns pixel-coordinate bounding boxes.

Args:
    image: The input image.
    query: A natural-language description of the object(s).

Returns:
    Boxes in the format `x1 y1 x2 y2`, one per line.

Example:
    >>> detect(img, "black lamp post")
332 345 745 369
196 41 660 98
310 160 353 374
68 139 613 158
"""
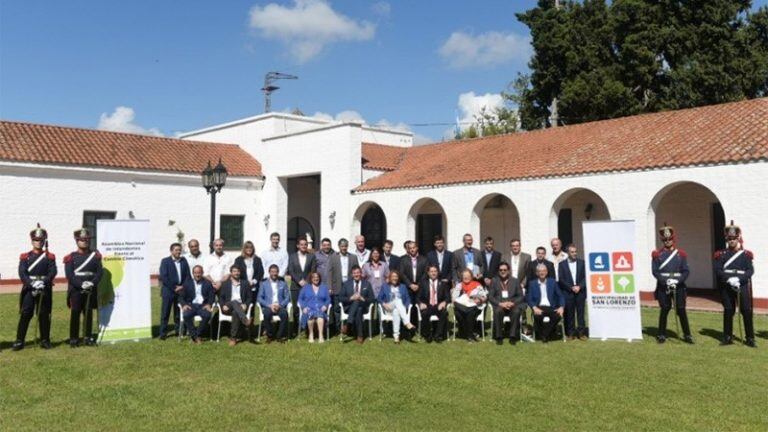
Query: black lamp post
202 158 228 253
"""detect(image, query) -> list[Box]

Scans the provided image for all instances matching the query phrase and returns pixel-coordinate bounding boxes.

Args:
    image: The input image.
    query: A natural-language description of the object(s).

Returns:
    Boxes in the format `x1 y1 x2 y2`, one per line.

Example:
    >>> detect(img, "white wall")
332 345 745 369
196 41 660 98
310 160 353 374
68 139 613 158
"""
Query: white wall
0 162 261 280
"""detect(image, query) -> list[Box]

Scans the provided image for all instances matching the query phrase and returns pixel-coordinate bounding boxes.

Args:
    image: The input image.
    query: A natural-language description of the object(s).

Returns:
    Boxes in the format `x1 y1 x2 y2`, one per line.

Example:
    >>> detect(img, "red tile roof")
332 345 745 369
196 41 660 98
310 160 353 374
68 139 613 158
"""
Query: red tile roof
356 98 768 192
361 142 407 171
0 121 262 177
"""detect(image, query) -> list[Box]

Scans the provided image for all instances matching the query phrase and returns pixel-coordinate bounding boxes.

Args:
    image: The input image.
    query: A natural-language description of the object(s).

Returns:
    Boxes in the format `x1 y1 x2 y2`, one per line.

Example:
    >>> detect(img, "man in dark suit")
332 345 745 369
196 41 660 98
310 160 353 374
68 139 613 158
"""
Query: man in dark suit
288 236 317 337
426 235 454 287
481 237 502 287
452 233 484 282
180 265 214 343
339 266 374 340
526 263 564 343
489 262 524 345
158 242 191 340
382 239 400 272
418 265 449 342
328 238 359 327
557 244 587 340
398 241 428 305
526 246 555 286
219 265 253 346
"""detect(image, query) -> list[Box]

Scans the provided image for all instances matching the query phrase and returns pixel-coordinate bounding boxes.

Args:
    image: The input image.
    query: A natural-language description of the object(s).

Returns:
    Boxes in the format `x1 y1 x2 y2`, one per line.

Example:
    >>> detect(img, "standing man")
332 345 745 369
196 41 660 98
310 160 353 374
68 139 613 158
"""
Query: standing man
288 236 317 337
509 239 532 337
159 243 190 340
315 238 334 286
526 247 555 285
526 264 564 343
488 262 524 345
339 266 374 341
452 234 484 282
399 241 429 306
13 225 57 351
203 238 232 292
482 237 502 287
328 238 359 327
184 239 205 278
714 221 756 347
257 264 291 343
651 225 692 344
382 240 400 272
418 265 449 342
64 228 103 347
427 235 454 287
180 265 214 343
550 238 568 280
558 244 588 341
353 235 371 264
261 232 289 278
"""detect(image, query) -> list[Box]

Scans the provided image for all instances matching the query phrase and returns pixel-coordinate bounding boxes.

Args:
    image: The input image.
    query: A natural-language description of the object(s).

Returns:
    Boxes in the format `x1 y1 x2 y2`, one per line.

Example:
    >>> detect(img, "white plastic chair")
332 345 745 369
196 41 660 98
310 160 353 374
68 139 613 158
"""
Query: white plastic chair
415 306 445 341
338 302 373 341
450 303 487 341
531 312 567 342
377 303 414 341
255 303 292 342
177 303 203 341
216 302 253 342
298 303 331 341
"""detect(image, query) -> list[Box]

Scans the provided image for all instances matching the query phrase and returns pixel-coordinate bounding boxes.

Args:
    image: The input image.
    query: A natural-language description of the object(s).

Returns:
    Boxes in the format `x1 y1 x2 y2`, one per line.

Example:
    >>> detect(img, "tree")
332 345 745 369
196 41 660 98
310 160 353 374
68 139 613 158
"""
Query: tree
455 106 518 139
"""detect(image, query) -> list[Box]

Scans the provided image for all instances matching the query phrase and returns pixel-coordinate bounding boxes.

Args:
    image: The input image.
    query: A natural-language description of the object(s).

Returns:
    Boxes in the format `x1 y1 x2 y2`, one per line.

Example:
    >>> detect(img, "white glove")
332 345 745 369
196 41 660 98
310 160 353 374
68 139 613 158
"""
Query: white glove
81 281 94 291
727 277 740 287
666 279 679 286
32 280 45 290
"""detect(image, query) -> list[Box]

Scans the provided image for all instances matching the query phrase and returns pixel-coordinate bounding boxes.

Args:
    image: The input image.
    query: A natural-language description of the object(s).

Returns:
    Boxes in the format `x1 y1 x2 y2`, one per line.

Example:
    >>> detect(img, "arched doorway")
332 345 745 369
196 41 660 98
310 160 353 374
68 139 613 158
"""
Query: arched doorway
550 188 611 253
472 193 521 256
649 182 724 289
359 203 387 250
407 198 447 254
287 216 315 252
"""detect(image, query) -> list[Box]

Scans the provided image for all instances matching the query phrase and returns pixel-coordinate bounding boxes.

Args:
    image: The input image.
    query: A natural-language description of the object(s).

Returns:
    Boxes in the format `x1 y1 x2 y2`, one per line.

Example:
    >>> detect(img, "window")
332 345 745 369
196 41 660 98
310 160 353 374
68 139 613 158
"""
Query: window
558 208 573 248
416 214 443 254
361 205 387 250
82 211 117 250
220 215 244 250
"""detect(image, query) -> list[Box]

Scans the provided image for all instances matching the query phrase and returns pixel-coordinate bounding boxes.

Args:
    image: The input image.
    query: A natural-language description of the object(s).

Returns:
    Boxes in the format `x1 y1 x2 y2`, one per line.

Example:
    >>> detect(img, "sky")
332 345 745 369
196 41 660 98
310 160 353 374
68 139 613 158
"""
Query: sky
1 1 766 143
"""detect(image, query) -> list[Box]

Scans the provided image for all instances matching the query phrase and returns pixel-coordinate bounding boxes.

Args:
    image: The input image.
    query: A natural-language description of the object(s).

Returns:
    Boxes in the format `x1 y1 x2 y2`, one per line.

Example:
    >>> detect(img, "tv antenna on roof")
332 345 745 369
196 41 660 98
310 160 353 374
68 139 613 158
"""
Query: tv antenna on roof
262 72 298 113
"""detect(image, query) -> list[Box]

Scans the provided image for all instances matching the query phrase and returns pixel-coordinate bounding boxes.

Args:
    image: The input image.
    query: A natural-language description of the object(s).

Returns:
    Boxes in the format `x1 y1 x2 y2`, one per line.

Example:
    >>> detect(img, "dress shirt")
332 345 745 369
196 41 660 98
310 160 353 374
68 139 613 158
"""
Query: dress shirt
551 251 568 279
261 247 289 277
193 280 204 304
511 253 520 274
538 280 550 307
485 251 493 267
298 252 307 271
355 248 370 264
270 280 279 304
231 281 242 302
464 250 474 269
244 257 255 282
436 250 444 268
340 254 350 282
568 259 578 284
204 252 232 284
185 252 205 277
173 259 182 284
429 279 438 305
411 256 418 280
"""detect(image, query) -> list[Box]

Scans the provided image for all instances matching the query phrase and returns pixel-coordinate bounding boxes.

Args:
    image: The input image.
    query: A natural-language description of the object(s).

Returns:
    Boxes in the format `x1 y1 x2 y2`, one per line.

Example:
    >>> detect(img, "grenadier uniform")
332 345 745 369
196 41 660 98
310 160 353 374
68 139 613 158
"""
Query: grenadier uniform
64 228 103 347
713 221 756 347
13 225 58 351
651 224 692 343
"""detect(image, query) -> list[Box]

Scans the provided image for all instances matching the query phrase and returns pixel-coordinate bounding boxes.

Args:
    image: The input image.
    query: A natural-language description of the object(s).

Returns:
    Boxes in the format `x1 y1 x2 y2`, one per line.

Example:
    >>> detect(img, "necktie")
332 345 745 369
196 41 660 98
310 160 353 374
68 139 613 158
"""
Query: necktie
355 281 360 295
430 281 437 306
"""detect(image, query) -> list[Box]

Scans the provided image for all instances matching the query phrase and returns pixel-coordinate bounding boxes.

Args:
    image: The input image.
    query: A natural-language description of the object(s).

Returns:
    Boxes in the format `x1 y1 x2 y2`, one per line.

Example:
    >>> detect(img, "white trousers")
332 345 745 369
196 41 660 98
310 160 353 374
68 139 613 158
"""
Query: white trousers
388 298 410 337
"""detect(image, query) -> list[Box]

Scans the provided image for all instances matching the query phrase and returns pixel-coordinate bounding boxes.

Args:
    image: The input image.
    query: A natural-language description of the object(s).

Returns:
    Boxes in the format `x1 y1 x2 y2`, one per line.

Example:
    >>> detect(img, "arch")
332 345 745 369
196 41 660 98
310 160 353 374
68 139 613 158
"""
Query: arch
287 216 315 253
352 201 387 250
648 181 724 289
549 188 611 253
407 197 447 254
471 193 521 255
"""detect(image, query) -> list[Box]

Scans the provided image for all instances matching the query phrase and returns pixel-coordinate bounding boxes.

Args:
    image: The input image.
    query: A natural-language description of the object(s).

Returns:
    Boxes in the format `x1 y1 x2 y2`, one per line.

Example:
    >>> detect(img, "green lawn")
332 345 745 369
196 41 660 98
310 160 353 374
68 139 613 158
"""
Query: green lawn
1 289 766 432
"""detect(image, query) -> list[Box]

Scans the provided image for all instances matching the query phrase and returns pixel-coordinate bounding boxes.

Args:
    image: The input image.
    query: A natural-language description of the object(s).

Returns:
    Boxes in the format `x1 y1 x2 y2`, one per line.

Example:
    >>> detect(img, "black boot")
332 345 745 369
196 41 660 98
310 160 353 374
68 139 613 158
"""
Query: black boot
656 334 666 344
12 341 24 351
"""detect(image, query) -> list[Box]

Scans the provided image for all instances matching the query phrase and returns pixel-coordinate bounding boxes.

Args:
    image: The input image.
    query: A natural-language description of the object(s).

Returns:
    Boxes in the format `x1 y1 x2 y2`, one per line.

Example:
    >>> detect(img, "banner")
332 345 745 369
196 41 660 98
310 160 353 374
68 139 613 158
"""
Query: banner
583 220 643 341
97 220 152 342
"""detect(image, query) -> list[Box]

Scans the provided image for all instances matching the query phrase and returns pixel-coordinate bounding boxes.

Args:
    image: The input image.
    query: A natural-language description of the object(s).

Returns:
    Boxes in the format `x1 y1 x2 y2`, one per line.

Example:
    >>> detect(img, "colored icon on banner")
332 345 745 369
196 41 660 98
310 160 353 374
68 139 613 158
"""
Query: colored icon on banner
612 252 633 271
613 274 635 293
589 252 610 272
590 274 611 294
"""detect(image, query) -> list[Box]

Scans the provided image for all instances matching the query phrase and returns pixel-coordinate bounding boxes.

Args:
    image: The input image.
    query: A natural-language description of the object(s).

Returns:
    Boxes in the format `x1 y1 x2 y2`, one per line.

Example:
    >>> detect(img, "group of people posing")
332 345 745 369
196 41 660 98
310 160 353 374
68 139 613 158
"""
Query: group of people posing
9 220 757 350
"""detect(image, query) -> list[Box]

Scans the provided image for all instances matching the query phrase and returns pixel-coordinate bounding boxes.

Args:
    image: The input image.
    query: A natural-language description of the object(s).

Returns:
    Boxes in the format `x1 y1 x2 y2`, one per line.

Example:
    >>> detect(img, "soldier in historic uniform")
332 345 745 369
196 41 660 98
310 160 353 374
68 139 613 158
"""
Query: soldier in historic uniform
714 221 756 347
13 224 58 351
64 228 103 347
651 224 692 343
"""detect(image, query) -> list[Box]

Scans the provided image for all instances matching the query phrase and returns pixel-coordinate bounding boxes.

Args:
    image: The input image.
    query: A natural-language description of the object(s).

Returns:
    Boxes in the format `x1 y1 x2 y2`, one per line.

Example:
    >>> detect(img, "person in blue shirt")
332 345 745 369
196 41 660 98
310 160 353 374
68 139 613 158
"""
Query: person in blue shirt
298 272 331 343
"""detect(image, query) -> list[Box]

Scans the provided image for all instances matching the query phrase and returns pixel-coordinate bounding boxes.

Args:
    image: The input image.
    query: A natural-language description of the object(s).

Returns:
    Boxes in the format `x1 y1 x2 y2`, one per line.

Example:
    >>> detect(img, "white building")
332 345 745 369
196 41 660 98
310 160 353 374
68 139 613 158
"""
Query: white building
1 98 766 308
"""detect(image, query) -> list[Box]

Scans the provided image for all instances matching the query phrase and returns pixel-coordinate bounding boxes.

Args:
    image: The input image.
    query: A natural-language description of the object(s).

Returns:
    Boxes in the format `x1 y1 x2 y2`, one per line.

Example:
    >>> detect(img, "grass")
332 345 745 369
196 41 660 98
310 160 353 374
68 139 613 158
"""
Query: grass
1 288 766 431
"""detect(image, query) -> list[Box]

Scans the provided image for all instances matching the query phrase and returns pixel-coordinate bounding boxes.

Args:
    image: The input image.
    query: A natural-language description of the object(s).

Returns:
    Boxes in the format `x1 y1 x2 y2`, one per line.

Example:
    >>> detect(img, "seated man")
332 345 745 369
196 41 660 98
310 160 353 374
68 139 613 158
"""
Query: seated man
489 262 524 345
418 265 449 343
180 265 214 343
257 264 291 343
525 263 564 343
218 265 253 346
339 265 374 339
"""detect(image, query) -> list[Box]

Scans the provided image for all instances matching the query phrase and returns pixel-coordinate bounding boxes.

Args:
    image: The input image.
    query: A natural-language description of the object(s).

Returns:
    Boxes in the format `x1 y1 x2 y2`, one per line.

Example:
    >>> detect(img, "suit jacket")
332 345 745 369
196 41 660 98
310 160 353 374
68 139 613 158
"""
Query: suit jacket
257 278 291 309
526 259 556 285
377 283 411 308
509 252 532 288
234 255 265 289
398 254 429 287
427 249 454 283
488 276 524 308
481 250 502 280
327 253 359 294
526 278 564 309
452 247 485 281
219 278 253 306
179 278 215 307
384 254 401 272
288 252 317 291
557 259 586 297
417 278 450 306
159 256 191 296
339 279 375 307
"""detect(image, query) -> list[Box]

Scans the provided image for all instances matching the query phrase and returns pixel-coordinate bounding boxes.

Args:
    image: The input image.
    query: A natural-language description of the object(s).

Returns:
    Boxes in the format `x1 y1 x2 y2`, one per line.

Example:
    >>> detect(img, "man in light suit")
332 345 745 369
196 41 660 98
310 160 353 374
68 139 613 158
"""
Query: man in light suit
481 237 502 287
557 244 587 340
158 243 191 340
426 235 454 287
526 263 564 343
288 236 317 337
452 233 484 282
257 264 291 342
339 266 374 341
328 238 359 327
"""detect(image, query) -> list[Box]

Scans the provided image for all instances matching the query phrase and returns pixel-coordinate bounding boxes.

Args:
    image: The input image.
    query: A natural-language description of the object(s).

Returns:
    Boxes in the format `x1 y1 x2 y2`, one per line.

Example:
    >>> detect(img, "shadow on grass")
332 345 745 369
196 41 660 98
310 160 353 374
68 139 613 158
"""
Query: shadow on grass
643 326 681 339
699 328 737 342
756 330 768 340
